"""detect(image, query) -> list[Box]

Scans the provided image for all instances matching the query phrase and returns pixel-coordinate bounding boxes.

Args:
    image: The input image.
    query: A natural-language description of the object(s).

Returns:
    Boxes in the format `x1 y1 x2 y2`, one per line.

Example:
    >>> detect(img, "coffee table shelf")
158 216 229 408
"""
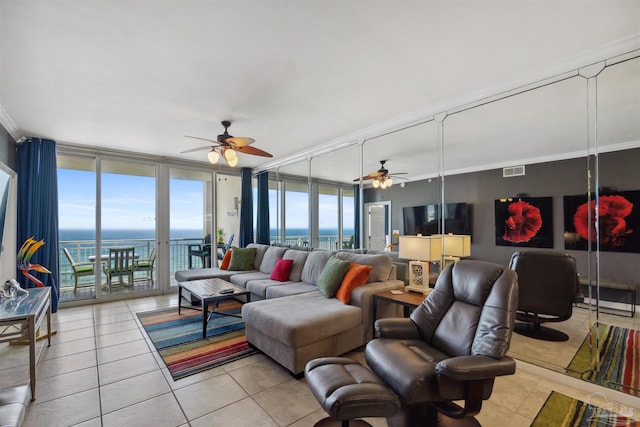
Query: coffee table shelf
178 278 250 338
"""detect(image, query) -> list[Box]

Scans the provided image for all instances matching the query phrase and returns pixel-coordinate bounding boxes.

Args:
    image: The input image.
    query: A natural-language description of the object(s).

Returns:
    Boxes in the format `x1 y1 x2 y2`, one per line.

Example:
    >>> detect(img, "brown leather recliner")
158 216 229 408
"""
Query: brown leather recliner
365 260 518 427
509 249 580 342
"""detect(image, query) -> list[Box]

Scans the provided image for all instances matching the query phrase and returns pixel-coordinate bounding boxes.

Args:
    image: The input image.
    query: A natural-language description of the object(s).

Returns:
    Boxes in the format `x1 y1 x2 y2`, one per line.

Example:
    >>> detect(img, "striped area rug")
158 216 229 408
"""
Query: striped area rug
566 324 640 397
137 301 257 380
532 391 638 426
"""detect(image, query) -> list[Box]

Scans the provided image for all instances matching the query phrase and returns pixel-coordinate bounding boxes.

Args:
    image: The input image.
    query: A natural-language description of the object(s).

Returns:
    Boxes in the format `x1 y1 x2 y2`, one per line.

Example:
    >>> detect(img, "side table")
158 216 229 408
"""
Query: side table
372 290 427 335
0 287 52 400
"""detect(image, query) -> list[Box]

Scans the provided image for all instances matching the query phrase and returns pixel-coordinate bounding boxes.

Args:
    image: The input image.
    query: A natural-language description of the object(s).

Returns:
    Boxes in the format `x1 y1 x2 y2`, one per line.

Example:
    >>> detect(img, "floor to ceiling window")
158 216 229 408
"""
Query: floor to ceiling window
317 185 339 250
284 181 309 247
100 159 157 296
169 167 213 285
57 155 97 303
342 187 355 249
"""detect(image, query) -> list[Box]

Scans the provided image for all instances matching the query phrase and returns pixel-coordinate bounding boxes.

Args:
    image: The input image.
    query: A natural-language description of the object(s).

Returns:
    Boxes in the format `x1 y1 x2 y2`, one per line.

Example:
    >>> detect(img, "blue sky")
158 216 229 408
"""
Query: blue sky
58 169 203 230
58 169 353 231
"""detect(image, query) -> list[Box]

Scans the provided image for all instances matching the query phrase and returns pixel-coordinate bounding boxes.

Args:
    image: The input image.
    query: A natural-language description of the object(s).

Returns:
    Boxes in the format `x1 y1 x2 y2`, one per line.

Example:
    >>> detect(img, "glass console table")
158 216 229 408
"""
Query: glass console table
0 287 52 400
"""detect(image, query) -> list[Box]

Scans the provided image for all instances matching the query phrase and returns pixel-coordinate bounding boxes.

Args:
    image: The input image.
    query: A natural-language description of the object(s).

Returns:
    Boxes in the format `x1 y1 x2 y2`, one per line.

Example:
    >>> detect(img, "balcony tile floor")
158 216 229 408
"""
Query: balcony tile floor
0 293 638 426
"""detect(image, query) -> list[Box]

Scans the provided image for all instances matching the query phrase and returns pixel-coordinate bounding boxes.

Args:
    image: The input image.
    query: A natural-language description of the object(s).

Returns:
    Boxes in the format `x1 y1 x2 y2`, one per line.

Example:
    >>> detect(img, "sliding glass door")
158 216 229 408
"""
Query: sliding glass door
169 167 213 286
100 159 157 296
58 155 97 303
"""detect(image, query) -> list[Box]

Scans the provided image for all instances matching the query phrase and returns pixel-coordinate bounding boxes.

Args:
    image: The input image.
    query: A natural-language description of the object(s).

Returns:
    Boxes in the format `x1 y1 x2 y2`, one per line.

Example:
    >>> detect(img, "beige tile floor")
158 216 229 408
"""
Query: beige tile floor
1 294 639 427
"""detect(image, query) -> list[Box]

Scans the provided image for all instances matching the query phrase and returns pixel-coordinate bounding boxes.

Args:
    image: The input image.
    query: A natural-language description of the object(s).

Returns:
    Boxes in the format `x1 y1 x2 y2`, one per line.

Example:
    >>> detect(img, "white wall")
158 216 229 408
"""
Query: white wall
216 174 241 247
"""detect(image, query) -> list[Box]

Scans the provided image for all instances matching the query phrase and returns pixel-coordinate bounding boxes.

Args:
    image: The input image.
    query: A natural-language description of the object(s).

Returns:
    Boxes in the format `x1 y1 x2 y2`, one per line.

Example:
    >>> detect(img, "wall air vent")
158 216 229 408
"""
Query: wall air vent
503 165 525 178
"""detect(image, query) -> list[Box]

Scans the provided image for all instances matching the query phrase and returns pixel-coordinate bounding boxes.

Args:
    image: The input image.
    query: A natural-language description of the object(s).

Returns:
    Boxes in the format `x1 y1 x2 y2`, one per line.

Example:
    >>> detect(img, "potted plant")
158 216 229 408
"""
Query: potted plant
216 227 225 244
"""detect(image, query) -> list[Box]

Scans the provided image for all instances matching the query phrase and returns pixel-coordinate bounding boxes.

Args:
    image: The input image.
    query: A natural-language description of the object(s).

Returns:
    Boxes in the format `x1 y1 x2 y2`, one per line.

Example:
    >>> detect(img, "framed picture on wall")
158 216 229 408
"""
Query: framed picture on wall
495 197 554 248
563 190 640 252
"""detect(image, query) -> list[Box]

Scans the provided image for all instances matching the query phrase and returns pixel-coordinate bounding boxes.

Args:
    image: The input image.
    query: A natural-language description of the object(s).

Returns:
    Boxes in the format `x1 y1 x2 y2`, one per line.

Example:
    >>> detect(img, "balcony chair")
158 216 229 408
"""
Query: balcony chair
216 233 235 261
62 248 95 292
363 260 518 427
134 247 156 285
188 234 211 268
508 249 581 342
103 247 135 292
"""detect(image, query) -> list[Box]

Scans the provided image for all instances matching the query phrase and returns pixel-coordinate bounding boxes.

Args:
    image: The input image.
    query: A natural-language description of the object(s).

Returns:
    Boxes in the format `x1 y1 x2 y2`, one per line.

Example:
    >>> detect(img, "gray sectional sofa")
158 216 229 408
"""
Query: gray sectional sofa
175 243 404 374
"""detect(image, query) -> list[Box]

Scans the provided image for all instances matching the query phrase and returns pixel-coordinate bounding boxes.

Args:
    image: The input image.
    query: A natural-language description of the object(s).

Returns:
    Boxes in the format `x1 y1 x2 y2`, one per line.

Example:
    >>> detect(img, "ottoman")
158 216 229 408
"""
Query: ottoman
305 357 400 427
0 384 30 427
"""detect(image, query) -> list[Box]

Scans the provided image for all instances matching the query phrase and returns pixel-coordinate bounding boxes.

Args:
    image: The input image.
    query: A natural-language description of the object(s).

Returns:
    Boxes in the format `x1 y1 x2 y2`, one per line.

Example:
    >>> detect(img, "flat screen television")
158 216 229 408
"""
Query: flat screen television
403 203 471 236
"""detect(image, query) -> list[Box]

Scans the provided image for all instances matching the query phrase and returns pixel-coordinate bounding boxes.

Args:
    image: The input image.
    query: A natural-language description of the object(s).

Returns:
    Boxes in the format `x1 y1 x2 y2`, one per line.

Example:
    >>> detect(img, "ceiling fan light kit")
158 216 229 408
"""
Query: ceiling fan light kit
182 120 272 167
356 160 406 189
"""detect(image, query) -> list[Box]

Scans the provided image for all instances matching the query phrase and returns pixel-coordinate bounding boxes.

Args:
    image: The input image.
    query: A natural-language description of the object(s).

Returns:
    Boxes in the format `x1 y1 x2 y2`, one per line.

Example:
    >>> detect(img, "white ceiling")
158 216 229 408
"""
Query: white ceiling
1 1 639 184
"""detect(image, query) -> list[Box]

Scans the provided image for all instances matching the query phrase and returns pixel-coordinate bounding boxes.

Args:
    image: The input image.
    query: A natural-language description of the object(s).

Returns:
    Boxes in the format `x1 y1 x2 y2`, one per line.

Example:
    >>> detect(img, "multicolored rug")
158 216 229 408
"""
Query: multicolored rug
137 301 257 380
532 391 637 426
566 323 640 397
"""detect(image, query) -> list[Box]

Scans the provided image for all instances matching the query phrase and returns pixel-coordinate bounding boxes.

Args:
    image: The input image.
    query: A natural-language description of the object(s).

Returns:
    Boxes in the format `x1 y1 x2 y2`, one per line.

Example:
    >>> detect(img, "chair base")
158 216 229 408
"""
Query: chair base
388 403 480 427
314 418 372 427
514 322 569 342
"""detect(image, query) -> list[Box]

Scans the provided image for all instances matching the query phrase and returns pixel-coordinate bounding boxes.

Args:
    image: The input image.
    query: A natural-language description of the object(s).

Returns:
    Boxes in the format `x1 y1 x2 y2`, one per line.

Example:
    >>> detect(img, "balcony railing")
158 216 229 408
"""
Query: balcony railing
59 237 204 292
59 234 353 295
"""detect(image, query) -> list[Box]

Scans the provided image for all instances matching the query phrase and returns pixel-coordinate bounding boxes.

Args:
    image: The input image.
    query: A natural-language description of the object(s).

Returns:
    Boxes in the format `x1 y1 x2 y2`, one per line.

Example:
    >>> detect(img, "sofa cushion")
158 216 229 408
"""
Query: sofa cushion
317 256 351 298
220 249 232 270
266 282 318 299
175 268 237 282
301 250 335 286
241 292 362 347
271 258 294 282
260 246 289 274
336 252 393 283
229 247 257 271
336 263 373 304
230 271 271 288
246 278 293 299
247 243 270 270
282 250 310 282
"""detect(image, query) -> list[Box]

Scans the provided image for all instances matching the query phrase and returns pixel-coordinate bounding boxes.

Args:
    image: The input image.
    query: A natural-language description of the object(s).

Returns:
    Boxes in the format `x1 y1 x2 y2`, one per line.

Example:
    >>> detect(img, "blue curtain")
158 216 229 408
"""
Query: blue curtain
256 171 270 245
16 138 60 312
353 184 360 249
239 167 254 247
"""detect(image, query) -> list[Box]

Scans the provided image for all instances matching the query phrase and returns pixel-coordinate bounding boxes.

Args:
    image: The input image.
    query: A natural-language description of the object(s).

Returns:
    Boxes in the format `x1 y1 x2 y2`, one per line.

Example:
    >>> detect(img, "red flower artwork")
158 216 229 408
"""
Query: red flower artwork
503 200 543 243
573 195 634 247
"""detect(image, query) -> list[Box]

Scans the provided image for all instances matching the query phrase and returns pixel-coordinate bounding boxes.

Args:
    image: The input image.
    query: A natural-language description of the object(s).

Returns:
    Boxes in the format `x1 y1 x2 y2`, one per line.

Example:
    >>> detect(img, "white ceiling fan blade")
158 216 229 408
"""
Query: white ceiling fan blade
184 135 221 145
180 145 214 154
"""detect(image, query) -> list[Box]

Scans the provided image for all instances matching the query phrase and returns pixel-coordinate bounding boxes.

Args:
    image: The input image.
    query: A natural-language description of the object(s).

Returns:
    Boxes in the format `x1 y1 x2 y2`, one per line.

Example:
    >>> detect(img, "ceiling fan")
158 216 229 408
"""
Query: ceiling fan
355 160 407 188
182 120 273 167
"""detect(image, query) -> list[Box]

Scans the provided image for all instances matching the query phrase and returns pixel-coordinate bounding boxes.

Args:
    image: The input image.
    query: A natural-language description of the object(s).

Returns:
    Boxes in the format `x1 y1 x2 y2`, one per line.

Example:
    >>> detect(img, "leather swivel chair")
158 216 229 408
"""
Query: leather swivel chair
365 260 518 427
509 250 580 342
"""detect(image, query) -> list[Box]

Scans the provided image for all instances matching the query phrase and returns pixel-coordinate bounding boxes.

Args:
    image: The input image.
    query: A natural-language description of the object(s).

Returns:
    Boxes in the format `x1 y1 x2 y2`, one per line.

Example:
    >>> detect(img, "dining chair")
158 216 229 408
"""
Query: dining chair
103 247 135 291
62 248 95 292
188 234 211 268
134 247 156 285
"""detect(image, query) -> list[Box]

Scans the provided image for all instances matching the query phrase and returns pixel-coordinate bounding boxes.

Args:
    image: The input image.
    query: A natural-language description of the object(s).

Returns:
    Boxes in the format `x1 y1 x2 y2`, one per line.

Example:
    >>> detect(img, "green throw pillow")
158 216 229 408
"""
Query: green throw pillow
228 247 257 271
317 256 351 298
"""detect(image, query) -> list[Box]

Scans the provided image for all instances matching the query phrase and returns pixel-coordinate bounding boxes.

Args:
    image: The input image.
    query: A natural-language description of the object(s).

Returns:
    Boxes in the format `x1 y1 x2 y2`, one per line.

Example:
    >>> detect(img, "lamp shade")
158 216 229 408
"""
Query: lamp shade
399 236 442 262
434 234 471 257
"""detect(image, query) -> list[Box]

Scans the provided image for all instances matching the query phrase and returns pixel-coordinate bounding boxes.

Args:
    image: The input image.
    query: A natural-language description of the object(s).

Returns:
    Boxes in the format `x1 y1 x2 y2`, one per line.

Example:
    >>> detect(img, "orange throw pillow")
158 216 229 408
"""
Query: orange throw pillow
220 249 232 270
336 263 373 304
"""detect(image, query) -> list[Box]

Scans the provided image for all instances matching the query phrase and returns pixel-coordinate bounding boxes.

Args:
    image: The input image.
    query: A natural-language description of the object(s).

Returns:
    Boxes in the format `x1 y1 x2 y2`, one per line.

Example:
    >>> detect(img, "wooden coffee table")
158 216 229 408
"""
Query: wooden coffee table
178 278 251 338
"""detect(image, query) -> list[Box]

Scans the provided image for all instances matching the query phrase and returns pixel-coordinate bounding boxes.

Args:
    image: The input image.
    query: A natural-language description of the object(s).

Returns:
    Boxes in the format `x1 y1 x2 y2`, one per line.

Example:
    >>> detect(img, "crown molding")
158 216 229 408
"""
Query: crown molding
0 103 22 142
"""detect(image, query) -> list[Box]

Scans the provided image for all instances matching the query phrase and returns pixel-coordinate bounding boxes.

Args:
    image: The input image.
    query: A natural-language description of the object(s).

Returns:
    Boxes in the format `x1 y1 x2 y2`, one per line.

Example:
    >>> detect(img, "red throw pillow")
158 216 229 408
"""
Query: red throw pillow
270 258 294 282
220 249 232 270
336 263 373 304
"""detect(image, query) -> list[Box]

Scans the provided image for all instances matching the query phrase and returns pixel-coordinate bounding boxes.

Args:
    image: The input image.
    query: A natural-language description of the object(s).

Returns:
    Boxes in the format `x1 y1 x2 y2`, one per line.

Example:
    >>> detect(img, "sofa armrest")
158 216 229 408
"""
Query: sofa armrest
374 317 420 339
435 355 516 381
351 279 405 342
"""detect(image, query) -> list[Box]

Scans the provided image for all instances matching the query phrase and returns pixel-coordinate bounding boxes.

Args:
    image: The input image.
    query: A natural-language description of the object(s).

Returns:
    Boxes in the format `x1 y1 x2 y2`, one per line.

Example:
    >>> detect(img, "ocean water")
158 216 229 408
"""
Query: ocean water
60 228 354 242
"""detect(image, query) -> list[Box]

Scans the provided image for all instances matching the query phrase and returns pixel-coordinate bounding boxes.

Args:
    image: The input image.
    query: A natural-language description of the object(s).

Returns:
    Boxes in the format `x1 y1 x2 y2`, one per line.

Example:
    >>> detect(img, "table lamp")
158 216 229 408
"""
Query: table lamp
399 235 442 294
434 234 471 268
